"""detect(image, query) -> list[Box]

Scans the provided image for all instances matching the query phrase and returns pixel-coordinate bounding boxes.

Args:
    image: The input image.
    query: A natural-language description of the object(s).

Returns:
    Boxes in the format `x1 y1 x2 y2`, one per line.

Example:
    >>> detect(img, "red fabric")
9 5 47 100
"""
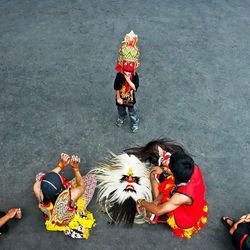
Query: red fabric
115 61 136 74
158 175 175 203
115 64 122 73
124 71 132 92
172 165 207 228
60 175 71 188
39 174 46 181
240 234 249 250
114 68 133 93
123 61 135 72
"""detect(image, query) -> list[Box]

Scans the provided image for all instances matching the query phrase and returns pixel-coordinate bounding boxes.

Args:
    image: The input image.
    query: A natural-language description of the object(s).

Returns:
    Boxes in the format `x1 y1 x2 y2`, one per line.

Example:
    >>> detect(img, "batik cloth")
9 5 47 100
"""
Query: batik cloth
36 173 96 239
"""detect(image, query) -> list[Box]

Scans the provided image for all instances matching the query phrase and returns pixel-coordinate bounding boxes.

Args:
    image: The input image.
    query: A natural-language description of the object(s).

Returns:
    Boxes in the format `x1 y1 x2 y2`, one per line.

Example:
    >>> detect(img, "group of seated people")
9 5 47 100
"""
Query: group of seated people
0 139 249 249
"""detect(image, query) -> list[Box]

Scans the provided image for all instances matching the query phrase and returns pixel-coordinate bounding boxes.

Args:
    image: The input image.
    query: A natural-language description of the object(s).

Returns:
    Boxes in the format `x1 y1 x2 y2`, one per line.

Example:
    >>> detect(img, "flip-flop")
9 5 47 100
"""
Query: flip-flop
221 216 235 231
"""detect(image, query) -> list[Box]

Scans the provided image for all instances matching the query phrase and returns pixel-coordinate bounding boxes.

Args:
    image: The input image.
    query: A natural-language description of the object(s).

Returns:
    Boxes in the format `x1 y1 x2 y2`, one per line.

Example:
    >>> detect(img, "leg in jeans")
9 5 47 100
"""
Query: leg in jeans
116 105 127 127
128 106 139 132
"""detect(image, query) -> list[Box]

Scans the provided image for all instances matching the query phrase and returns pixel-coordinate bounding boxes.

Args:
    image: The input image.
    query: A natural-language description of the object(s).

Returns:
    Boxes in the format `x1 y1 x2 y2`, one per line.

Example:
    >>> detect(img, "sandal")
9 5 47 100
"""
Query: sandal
221 216 235 231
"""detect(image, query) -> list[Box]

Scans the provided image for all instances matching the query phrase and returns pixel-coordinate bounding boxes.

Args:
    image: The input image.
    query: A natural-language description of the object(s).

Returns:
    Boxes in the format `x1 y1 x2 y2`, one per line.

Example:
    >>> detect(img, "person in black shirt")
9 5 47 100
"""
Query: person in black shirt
221 214 250 250
114 31 140 133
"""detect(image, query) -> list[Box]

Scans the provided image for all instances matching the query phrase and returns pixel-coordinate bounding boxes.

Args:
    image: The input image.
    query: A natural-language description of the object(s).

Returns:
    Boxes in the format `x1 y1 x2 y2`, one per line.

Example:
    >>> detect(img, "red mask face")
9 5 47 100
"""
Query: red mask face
122 61 135 72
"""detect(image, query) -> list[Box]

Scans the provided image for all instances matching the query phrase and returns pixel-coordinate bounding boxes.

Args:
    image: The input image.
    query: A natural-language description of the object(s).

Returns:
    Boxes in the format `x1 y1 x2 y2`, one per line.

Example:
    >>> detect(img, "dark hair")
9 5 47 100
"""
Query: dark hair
124 138 187 165
108 197 136 226
169 152 194 183
41 172 65 205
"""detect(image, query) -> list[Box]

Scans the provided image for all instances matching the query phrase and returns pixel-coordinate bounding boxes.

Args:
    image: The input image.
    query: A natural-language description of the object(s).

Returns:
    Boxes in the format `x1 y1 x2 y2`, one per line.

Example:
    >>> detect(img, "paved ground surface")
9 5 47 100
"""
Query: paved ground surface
1 0 250 249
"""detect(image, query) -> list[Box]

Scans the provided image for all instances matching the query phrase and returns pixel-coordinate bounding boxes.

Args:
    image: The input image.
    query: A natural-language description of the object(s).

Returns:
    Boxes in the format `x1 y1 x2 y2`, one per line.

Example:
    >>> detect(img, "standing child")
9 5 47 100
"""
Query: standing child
114 30 140 133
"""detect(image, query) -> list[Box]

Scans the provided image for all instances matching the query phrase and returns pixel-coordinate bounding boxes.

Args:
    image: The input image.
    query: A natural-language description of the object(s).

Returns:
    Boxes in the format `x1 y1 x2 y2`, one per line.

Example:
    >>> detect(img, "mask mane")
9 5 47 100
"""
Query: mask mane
89 152 152 225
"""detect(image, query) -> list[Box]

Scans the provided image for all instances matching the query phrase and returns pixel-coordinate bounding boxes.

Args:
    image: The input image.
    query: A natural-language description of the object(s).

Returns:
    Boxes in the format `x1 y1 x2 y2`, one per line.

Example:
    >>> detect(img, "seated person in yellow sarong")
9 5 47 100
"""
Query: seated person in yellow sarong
33 153 96 239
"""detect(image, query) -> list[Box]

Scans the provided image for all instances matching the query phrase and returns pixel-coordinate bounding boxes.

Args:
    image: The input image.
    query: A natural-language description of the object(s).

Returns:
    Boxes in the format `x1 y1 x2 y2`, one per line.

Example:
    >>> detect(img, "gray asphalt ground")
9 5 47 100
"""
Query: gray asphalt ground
1 0 250 249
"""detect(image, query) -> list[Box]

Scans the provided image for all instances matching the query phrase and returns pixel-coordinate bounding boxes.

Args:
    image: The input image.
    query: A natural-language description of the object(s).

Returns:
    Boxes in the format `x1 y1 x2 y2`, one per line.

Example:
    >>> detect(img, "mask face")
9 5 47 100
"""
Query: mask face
120 174 140 193
92 153 152 224
122 61 135 72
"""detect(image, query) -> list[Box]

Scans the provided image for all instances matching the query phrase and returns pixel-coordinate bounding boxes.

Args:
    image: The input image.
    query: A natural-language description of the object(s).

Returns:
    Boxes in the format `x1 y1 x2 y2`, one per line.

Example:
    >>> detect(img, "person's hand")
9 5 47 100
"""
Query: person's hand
150 166 163 175
153 199 161 206
15 208 22 219
240 213 250 222
136 199 145 214
144 213 155 224
58 153 70 170
229 218 245 234
124 74 131 82
70 155 80 173
123 74 136 90
7 208 22 220
229 215 250 234
117 97 123 105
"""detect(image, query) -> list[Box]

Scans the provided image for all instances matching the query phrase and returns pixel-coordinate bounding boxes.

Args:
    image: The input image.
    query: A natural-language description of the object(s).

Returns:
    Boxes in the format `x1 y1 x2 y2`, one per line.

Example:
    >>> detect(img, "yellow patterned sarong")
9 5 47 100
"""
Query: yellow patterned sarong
39 188 95 239
167 205 208 238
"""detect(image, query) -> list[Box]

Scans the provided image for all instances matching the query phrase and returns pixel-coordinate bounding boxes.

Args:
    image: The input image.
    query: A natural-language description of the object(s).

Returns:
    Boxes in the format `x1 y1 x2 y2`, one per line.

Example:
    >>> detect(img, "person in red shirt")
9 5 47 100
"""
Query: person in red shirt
137 151 208 238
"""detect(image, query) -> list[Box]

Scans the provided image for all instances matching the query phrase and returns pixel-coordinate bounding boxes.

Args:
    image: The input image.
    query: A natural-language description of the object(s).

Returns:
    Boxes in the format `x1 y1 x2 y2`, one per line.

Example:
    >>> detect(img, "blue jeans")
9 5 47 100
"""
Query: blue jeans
117 105 138 126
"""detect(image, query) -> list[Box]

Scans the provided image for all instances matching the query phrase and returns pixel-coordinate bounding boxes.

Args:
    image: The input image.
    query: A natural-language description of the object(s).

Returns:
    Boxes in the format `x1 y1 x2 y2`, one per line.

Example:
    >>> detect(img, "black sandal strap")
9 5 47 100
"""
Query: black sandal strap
221 216 235 231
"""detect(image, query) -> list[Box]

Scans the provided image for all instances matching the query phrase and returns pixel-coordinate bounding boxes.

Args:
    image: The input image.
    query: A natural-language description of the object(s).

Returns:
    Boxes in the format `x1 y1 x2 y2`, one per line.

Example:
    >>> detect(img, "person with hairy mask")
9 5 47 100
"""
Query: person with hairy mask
127 139 208 238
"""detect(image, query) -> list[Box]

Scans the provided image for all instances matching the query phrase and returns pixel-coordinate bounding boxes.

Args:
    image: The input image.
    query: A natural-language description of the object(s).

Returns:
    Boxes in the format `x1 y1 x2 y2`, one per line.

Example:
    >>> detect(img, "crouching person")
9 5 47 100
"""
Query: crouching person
33 153 96 239
136 152 208 238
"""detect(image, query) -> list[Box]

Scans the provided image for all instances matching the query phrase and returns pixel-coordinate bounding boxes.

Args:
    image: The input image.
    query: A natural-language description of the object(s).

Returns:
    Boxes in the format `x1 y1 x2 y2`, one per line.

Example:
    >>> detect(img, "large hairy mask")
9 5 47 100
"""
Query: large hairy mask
90 153 152 225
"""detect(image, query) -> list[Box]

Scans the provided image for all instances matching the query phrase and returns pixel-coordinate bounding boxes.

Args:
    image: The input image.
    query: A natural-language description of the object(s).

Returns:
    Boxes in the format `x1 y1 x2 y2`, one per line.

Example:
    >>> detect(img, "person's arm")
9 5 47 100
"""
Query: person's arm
240 213 250 222
0 214 11 228
116 90 123 105
153 193 164 206
229 213 250 234
51 153 70 174
137 193 192 216
69 155 85 206
33 181 42 202
149 166 163 199
124 74 136 90
0 209 20 228
114 74 123 104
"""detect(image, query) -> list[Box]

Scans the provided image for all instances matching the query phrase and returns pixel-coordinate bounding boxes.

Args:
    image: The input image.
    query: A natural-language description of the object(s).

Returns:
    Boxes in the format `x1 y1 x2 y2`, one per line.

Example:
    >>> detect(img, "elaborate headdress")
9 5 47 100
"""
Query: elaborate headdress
89 153 152 225
115 30 140 74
